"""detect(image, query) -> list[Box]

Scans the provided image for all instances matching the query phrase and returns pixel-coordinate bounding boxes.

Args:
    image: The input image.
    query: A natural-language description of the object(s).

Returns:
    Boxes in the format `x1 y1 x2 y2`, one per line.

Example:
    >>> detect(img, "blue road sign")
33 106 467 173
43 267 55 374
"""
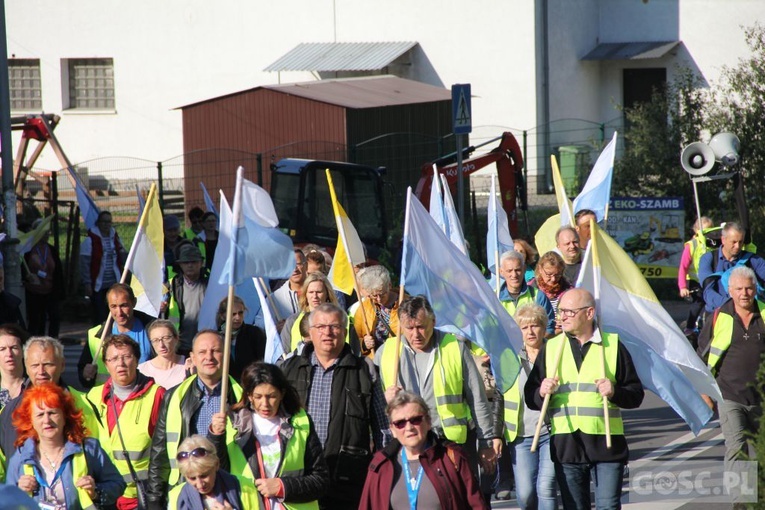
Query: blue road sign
452 84 472 135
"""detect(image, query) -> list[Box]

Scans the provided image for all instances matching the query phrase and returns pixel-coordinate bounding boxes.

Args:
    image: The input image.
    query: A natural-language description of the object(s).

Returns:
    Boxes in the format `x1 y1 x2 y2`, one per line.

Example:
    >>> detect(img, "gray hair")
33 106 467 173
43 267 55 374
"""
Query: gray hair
514 303 549 329
358 265 391 293
555 226 579 245
499 250 525 269
728 266 757 288
308 303 348 331
24 336 64 361
177 435 219 477
722 221 745 238
399 295 435 323
386 390 431 419
191 329 223 351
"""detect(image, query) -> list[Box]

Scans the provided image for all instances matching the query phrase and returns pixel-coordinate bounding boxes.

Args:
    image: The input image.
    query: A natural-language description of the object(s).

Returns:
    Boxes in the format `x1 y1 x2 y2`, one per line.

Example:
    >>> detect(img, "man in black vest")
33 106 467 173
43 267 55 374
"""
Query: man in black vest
280 303 389 510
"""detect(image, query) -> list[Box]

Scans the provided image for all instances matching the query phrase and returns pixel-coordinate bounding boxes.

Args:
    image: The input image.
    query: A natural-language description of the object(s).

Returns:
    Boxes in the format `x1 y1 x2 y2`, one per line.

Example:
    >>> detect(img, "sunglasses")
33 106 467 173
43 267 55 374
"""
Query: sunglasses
176 448 211 462
391 415 426 429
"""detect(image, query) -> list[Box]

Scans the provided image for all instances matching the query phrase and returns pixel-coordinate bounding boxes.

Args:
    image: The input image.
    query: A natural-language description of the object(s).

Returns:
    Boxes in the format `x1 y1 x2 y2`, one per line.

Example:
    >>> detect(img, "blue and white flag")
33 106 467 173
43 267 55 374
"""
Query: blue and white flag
257 279 284 363
428 165 447 233
201 181 219 219
486 173 513 275
573 131 617 222
220 168 294 286
440 174 468 256
66 166 100 230
401 188 522 392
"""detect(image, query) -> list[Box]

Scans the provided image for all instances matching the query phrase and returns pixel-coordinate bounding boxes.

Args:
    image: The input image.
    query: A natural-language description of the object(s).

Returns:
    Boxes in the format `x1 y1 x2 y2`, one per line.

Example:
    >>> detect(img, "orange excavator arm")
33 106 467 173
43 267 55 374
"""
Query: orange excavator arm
415 131 526 236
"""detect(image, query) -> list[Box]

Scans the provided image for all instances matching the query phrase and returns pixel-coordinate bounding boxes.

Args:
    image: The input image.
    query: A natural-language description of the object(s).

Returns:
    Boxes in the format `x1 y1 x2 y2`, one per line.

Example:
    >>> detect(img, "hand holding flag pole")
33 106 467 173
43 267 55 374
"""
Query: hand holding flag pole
531 336 566 452
590 218 612 448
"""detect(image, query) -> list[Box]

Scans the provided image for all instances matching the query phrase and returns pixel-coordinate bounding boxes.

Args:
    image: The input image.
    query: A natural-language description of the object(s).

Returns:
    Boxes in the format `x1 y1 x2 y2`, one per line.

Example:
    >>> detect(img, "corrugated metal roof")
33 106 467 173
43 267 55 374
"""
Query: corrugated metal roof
262 75 451 109
264 42 418 72
582 41 679 60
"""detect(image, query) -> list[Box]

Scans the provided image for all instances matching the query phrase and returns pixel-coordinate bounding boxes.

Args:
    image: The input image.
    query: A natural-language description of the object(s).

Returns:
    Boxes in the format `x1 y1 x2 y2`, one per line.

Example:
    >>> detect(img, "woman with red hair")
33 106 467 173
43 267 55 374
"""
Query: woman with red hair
5 382 125 510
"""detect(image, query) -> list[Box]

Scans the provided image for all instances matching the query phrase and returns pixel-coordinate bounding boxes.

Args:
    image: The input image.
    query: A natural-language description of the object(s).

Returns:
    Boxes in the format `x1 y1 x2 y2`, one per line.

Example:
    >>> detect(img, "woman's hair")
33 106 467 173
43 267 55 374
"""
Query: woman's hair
304 250 328 275
13 382 86 447
514 303 549 329
386 390 430 419
298 312 311 339
0 324 28 347
231 362 302 415
358 265 391 294
177 435 219 477
201 211 217 223
101 334 140 363
297 272 338 311
215 295 246 329
514 239 538 267
535 251 570 296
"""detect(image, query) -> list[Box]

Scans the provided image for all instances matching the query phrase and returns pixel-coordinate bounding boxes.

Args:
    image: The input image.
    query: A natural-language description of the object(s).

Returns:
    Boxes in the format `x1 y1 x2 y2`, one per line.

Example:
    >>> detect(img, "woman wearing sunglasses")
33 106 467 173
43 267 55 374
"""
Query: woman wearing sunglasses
168 435 260 509
359 391 488 510
228 361 328 509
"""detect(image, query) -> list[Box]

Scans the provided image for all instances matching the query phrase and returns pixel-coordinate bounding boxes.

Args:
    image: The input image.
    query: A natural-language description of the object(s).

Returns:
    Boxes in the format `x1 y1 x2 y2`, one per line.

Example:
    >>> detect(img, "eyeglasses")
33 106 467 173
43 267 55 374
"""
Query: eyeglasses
542 269 562 279
105 354 135 365
391 415 426 429
150 335 175 345
176 448 211 462
310 324 343 333
557 306 590 318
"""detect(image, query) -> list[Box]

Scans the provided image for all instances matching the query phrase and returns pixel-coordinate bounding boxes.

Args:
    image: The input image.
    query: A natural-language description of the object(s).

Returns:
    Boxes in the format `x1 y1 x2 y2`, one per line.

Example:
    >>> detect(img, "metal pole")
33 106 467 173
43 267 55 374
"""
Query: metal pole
0 1 22 300
51 172 60 257
157 161 165 210
456 134 464 224
256 153 263 187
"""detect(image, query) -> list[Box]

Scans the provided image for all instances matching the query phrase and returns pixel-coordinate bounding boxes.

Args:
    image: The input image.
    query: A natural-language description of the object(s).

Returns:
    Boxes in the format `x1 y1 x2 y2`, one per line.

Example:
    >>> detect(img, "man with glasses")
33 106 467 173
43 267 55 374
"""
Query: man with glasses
79 283 155 389
281 303 388 509
525 288 644 510
147 330 242 510
80 210 128 323
87 335 165 510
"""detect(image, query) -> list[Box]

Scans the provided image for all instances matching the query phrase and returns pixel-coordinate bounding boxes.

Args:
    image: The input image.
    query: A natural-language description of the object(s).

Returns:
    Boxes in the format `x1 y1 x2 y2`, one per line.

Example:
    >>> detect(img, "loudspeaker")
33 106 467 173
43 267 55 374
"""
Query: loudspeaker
709 132 740 167
681 142 715 176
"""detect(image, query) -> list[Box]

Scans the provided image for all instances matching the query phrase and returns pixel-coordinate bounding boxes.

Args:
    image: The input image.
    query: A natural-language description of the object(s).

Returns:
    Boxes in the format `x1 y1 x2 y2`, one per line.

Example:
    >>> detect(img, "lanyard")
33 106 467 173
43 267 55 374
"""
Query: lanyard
35 245 49 267
401 449 424 510
32 457 70 490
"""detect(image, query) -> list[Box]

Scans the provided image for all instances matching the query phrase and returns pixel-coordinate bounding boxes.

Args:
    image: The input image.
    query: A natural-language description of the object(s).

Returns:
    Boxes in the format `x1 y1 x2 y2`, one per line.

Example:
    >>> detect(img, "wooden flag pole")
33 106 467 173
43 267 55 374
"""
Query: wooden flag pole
219 284 235 414
599 339 612 449
589 218 611 449
531 334 566 452
257 277 282 322
494 250 501 297
390 283 406 390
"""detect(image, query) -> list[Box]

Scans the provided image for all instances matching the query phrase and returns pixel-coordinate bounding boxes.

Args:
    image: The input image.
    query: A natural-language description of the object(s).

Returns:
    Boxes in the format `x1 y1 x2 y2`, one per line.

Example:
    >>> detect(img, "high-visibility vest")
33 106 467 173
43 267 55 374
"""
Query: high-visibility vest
87 325 110 386
707 300 765 375
165 376 242 486
68 387 101 440
87 384 159 499
228 409 318 510
167 473 261 509
0 443 5 483
289 311 352 352
502 355 522 443
380 334 469 443
23 450 97 509
500 286 537 317
545 332 623 436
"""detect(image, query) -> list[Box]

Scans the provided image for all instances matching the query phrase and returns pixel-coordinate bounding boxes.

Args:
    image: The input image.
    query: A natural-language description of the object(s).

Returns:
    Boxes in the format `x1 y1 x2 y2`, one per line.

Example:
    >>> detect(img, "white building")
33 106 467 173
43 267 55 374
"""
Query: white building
7 0 762 193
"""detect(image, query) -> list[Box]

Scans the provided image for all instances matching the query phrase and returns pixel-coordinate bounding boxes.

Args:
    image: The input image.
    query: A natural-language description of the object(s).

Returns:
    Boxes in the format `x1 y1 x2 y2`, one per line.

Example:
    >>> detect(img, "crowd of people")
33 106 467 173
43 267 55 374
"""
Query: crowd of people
0 204 757 510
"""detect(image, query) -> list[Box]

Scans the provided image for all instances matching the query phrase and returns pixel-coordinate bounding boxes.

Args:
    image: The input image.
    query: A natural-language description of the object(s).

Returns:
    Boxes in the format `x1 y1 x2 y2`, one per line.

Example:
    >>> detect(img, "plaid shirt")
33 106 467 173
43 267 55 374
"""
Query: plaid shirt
307 351 390 449
192 377 222 436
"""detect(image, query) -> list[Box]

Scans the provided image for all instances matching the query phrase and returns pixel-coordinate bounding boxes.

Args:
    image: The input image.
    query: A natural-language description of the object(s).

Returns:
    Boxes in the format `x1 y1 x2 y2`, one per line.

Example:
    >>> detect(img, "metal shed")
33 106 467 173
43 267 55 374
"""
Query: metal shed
177 75 453 219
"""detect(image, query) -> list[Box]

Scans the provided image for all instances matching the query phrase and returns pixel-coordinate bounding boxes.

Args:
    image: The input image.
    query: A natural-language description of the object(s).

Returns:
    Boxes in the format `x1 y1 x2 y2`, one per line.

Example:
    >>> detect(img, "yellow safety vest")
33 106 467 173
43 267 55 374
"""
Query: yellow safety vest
68 387 101 440
228 409 318 510
289 311 352 352
87 383 159 500
87 325 110 386
0 442 5 483
165 376 243 486
707 300 765 375
23 450 97 509
545 332 623 436
500 286 537 317
501 355 522 443
167 473 261 509
380 334 469 443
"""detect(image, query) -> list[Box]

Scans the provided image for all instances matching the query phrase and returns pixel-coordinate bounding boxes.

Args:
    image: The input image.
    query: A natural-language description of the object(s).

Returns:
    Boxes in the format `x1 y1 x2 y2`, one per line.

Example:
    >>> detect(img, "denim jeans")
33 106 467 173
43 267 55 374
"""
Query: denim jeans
510 433 557 510
555 461 624 510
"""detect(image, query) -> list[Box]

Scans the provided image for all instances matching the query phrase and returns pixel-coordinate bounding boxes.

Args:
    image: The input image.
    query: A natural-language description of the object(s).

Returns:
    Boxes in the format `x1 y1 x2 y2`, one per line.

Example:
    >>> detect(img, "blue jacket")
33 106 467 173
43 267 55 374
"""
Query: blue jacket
698 249 765 312
6 437 126 510
498 281 556 335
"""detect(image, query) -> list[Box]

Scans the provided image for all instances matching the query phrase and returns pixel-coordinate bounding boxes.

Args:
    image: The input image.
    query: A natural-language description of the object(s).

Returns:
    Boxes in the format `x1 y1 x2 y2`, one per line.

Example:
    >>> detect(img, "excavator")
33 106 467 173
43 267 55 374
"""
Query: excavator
414 131 527 236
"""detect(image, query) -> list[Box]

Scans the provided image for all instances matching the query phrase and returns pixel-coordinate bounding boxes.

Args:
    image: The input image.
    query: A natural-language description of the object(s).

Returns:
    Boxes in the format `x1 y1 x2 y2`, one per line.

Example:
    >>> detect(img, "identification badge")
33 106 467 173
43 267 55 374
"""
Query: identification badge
37 270 47 278
39 503 66 510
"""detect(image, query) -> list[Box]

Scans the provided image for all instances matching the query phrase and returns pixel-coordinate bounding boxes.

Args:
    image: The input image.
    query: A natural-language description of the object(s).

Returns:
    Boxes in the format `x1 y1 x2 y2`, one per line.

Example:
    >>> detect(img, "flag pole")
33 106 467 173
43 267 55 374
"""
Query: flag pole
591 219 611 448
257 277 282 322
392 189 413 390
494 251 501 297
219 167 244 415
91 183 157 372
531 333 566 452
491 174 501 297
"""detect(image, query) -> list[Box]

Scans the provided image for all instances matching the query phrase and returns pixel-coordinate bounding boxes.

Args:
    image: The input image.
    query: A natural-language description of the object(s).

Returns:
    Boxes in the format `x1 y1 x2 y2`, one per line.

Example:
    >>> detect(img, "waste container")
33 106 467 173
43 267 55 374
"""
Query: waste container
558 145 590 197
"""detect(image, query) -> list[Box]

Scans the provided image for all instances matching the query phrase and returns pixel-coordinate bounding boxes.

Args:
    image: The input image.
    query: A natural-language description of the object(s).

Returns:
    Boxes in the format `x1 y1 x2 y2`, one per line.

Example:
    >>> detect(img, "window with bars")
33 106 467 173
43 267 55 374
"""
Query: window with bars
9 59 42 111
67 58 115 110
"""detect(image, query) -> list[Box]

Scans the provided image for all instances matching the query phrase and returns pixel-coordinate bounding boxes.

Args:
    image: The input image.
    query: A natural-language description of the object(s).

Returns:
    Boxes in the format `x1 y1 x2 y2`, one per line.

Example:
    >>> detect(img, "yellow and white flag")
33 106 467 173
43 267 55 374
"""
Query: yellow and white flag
534 155 575 255
577 222 721 434
326 169 366 295
18 215 56 255
129 183 165 317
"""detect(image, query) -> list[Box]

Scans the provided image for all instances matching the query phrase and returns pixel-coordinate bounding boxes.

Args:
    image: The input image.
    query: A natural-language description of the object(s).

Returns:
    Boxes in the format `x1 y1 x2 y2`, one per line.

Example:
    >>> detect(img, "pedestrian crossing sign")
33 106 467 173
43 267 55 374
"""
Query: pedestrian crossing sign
452 84 472 134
